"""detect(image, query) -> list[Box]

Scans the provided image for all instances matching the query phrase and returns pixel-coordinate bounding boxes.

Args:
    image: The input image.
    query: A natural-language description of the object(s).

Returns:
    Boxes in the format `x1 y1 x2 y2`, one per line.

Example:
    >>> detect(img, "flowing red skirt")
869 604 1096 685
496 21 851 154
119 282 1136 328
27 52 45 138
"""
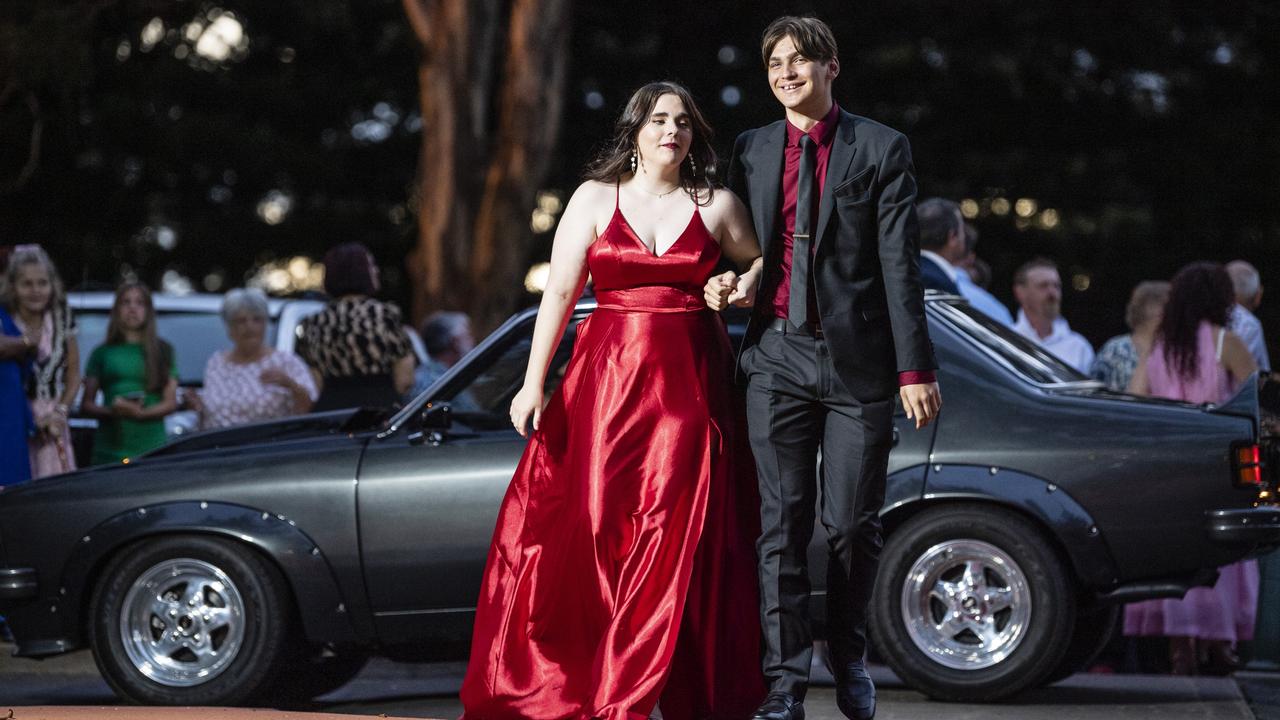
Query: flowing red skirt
460 301 765 720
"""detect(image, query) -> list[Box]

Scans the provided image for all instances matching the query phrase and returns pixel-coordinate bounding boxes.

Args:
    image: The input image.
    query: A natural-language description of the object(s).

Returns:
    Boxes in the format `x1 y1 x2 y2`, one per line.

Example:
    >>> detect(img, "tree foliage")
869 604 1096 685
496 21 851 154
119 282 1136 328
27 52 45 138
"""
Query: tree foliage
1 1 1276 346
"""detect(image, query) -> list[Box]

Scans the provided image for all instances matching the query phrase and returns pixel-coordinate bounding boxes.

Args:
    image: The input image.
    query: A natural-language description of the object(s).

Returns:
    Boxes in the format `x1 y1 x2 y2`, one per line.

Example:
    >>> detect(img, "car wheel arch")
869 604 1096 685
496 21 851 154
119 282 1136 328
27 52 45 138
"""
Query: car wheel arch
880 468 1118 591
64 501 359 651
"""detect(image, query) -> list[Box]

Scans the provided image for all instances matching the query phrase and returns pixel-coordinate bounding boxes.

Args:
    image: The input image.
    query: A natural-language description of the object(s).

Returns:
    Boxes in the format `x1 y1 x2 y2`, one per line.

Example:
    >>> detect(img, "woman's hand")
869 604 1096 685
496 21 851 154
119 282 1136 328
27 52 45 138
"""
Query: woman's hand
704 271 738 311
183 389 205 413
509 384 544 438
260 368 293 388
36 405 68 436
111 396 144 420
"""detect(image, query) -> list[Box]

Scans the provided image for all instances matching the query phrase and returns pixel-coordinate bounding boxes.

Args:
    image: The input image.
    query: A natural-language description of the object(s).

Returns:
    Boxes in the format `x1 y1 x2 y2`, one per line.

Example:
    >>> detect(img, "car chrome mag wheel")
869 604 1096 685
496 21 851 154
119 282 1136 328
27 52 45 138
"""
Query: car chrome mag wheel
900 538 1032 671
119 558 246 687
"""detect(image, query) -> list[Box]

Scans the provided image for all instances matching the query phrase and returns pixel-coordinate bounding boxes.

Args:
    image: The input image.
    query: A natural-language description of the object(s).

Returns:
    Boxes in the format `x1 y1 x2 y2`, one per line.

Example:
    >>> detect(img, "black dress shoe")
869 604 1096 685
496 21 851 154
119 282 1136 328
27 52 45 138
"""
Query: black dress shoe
835 661 876 720
751 691 805 720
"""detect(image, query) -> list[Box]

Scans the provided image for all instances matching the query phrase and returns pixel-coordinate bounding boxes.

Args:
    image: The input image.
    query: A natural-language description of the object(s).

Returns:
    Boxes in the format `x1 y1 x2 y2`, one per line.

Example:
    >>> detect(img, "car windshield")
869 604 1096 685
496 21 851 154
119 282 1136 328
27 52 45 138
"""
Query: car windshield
934 301 1090 385
77 311 280 386
412 313 583 432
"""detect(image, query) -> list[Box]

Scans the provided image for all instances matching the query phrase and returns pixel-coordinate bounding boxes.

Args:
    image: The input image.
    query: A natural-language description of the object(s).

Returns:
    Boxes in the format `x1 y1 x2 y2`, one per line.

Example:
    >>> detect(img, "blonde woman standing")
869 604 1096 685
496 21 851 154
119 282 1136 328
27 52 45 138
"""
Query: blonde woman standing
1 245 79 477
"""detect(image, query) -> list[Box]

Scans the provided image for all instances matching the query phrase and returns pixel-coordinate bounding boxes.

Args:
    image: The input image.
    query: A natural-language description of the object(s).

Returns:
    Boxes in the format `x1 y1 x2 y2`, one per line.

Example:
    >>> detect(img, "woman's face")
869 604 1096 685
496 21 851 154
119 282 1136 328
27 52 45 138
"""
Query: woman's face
1138 300 1166 333
15 263 52 316
226 311 266 353
634 93 693 173
116 288 149 332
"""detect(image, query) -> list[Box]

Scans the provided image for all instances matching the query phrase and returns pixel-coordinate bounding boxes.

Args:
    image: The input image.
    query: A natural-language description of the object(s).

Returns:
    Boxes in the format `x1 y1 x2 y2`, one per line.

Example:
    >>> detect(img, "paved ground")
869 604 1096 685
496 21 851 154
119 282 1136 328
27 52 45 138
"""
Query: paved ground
1 643 1275 719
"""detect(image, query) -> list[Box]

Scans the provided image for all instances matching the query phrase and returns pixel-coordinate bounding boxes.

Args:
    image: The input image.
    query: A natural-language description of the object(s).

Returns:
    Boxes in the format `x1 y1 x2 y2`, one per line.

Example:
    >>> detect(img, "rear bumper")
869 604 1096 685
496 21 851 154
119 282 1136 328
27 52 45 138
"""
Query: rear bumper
0 567 37 601
1206 506 1280 545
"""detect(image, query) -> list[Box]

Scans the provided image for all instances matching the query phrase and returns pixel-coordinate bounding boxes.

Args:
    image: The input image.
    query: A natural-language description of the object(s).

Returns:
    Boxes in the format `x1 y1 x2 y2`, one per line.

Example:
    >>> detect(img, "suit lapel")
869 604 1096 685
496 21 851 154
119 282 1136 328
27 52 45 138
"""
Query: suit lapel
748 122 785 258
815 112 857 252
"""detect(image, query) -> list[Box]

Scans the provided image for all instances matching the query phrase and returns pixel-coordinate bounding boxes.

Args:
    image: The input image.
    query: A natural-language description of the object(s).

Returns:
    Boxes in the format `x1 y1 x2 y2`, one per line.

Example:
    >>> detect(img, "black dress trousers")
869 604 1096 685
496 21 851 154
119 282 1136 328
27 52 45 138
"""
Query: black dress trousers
742 327 893 699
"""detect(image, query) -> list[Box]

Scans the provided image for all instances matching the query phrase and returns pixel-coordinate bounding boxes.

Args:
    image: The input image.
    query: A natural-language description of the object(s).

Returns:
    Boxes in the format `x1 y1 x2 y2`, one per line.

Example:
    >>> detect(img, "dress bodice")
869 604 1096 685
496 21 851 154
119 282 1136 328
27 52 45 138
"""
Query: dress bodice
587 189 721 313
1147 321 1234 404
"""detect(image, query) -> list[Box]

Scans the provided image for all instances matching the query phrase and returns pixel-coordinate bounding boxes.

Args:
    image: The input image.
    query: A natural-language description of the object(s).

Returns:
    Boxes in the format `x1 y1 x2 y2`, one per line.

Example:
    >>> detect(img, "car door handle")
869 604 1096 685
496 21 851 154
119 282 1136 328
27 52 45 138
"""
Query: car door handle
408 430 445 447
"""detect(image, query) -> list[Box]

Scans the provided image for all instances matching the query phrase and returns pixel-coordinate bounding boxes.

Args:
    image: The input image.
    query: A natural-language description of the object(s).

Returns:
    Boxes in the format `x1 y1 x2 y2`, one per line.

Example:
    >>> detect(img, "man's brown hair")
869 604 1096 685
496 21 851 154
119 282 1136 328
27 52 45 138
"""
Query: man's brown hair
1013 257 1059 286
761 16 838 66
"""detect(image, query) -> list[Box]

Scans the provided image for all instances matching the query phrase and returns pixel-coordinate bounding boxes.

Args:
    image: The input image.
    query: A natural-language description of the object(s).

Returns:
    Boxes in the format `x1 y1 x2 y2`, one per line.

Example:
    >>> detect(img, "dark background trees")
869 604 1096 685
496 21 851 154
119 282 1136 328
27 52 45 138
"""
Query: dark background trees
2 1 1277 346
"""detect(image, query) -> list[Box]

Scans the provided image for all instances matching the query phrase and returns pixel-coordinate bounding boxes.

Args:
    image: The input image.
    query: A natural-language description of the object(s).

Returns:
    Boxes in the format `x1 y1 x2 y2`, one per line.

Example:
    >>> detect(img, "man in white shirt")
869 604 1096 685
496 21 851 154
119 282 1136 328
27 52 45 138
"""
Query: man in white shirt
1012 257 1095 373
1226 260 1271 373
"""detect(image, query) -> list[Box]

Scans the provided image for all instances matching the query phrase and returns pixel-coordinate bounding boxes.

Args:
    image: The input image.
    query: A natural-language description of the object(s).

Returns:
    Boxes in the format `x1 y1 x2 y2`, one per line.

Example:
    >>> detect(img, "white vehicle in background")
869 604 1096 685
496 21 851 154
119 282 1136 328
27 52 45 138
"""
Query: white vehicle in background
66 292 426 465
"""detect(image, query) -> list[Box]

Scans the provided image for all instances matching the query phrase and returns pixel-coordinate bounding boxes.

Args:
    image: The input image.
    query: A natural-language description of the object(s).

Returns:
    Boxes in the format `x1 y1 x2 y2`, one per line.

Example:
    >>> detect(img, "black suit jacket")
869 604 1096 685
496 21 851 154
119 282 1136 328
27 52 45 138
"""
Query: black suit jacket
729 109 937 402
919 254 962 295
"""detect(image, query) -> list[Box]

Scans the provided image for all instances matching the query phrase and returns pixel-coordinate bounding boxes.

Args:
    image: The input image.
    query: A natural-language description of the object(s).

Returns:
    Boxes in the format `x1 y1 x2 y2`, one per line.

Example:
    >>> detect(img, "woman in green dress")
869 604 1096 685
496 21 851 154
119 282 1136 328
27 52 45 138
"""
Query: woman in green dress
81 283 178 464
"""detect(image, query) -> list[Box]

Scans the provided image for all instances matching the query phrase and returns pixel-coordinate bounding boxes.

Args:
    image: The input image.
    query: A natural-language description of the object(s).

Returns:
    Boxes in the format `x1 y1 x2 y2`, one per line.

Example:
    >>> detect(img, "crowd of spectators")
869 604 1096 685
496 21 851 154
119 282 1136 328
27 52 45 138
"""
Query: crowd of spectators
0 242 447 486
2 215 1273 673
918 197 1271 676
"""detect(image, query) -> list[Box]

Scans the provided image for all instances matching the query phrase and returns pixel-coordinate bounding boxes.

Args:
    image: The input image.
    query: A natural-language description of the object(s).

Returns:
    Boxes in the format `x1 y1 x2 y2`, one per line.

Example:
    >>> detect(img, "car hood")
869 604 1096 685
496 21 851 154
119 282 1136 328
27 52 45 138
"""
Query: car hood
146 406 389 457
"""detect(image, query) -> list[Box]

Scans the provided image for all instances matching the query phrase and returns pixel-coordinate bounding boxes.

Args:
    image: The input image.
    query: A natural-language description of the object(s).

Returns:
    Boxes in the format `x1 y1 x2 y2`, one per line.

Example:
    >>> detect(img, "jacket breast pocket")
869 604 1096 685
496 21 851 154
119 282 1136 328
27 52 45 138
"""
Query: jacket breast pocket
834 165 875 205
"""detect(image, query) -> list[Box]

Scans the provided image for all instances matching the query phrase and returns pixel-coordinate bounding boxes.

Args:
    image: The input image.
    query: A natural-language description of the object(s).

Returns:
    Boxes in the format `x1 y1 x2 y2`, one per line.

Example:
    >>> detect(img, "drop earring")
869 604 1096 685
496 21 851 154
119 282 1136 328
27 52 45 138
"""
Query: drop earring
630 149 637 174
688 154 698 176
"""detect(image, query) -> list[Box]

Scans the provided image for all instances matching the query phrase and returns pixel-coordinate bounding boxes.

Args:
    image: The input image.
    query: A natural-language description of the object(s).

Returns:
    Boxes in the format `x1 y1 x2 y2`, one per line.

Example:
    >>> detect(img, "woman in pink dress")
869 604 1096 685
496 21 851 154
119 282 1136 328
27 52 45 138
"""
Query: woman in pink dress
1126 261 1259 674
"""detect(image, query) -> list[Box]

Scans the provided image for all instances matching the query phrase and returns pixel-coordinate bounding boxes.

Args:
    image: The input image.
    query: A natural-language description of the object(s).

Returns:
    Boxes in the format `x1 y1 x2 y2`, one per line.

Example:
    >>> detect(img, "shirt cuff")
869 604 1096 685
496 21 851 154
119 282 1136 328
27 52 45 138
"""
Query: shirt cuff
898 370 937 386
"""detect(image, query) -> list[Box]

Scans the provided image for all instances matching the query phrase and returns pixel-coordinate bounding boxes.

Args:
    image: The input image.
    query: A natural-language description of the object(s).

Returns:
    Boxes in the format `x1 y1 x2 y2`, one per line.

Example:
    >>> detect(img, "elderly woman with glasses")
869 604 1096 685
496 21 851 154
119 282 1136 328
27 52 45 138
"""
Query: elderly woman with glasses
187 288 317 430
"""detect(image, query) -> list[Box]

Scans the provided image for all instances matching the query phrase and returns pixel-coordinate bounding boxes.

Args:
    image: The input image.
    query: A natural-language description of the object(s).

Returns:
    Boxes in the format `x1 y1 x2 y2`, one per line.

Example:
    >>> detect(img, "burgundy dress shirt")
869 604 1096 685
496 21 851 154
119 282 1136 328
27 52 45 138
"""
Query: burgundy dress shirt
762 103 935 387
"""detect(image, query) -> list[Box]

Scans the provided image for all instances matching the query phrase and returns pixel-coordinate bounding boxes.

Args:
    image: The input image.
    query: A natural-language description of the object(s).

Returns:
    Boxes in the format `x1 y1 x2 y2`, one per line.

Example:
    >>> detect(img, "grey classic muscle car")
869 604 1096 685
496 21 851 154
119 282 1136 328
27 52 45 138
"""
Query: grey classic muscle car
1 293 1277 705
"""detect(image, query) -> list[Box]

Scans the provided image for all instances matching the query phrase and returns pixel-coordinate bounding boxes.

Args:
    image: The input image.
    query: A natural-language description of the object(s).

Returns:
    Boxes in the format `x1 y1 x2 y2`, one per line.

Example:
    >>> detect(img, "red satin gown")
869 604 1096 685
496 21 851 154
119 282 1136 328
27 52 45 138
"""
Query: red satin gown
460 189 766 720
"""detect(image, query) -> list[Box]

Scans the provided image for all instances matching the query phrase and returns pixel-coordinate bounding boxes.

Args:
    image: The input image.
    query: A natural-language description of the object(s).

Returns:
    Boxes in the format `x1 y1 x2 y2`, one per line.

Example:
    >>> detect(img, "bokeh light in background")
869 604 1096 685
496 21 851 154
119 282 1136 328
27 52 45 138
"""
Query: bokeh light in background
247 256 324 294
524 263 550 294
530 191 564 234
256 190 293 225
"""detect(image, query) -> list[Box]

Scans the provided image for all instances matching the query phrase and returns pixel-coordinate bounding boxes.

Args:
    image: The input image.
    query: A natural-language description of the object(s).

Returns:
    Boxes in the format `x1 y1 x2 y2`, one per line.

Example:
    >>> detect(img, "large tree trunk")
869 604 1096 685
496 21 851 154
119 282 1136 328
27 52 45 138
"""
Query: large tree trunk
402 0 569 333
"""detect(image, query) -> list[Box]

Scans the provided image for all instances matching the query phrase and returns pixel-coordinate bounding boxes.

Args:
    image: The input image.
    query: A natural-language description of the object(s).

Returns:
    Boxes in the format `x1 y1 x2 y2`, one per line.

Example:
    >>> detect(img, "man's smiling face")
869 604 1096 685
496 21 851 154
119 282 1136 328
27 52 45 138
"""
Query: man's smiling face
767 35 838 116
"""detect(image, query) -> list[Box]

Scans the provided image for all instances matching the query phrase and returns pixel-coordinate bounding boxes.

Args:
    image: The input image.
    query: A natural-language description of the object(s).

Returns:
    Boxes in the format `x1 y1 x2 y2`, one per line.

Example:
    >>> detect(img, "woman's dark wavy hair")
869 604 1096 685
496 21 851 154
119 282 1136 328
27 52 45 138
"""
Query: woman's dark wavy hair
1159 261 1235 380
583 81 717 205
323 242 378 297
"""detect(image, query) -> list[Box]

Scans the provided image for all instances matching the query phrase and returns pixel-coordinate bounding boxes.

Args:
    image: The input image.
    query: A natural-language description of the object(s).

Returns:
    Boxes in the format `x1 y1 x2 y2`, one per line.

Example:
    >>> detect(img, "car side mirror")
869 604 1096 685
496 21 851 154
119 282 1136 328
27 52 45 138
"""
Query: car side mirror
408 403 452 446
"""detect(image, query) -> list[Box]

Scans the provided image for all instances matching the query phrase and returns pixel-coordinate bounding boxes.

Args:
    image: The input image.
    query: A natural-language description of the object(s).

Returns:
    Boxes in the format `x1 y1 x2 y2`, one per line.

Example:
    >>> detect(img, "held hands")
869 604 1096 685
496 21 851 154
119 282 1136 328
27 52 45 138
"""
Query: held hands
704 271 760 312
704 271 737 311
35 406 67 437
900 382 942 430
509 384 544 438
111 396 145 420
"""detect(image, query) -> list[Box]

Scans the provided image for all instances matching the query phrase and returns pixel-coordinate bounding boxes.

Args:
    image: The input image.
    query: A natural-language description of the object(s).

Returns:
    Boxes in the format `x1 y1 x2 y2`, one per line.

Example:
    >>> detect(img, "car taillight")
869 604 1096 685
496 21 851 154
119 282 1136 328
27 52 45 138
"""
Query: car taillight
1232 443 1263 488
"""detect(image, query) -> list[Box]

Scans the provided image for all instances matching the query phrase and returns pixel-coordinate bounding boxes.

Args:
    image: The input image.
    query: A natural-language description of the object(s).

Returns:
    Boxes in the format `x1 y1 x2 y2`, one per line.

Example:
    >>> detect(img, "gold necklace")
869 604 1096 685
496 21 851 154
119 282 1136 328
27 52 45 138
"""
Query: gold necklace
636 181 681 199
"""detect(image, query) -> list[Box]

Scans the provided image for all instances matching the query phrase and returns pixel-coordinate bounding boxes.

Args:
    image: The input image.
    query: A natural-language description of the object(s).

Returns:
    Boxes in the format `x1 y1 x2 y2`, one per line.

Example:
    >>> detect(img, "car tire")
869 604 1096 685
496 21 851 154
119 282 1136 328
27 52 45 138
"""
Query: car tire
870 503 1076 701
1042 603 1121 684
89 535 292 705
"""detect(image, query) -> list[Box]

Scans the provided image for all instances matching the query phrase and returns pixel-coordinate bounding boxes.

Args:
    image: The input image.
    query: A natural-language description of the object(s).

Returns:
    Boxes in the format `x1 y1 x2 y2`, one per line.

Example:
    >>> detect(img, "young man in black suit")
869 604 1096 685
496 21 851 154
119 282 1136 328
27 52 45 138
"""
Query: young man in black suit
706 15 941 720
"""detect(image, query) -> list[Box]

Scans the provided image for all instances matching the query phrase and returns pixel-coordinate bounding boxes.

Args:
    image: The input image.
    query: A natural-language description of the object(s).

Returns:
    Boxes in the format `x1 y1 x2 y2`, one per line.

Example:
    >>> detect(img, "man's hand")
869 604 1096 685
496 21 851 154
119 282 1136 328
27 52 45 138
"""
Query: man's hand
900 382 941 430
703 271 738 311
726 269 760 308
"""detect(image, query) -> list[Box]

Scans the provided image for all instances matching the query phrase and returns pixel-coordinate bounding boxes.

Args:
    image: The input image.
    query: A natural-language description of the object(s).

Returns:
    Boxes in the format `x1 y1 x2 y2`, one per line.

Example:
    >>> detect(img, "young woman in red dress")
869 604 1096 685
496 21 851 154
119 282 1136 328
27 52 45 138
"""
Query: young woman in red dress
460 82 766 720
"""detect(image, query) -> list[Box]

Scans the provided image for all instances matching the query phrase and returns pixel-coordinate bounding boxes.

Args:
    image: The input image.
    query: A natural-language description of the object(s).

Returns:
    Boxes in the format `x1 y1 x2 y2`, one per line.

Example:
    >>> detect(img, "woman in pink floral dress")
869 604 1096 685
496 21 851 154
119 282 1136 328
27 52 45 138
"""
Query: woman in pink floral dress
188 288 317 429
